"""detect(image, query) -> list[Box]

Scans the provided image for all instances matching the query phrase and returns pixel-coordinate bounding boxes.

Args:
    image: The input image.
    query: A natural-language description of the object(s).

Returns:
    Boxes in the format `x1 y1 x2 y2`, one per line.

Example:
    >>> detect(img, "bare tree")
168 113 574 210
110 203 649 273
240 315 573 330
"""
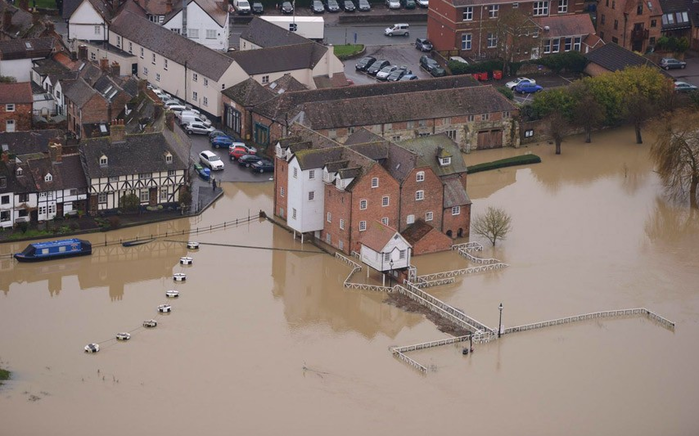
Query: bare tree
484 10 540 74
650 110 699 208
472 207 512 246
569 83 605 143
546 112 570 155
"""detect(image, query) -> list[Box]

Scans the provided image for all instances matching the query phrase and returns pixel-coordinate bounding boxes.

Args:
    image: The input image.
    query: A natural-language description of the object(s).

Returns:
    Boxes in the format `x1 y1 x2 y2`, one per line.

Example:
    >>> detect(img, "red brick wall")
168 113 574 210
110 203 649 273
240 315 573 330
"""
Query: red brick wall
442 202 471 238
80 95 110 125
250 112 284 147
412 228 453 255
274 155 288 220
596 0 661 51
399 167 444 232
0 102 31 132
222 95 251 139
322 184 353 254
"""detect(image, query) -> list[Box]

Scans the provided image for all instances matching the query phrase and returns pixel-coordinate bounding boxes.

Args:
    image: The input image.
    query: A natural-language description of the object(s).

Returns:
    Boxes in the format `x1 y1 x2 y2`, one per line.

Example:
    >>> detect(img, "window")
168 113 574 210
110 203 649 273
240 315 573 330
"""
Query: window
0 211 9 222
461 33 473 50
139 172 152 179
189 29 199 38
488 4 498 18
203 97 208 107
280 187 285 197
309 170 315 179
292 208 297 219
564 37 572 51
651 19 657 27
384 253 391 262
143 66 148 76
116 36 121 48
152 53 156 64
382 196 389 207
482 113 490 121
399 250 406 260
613 19 618 30
339 240 344 250
206 29 217 39
416 190 424 201
94 25 101 35
446 130 457 141
98 193 107 204
160 189 168 201
441 157 452 166
636 3 642 14
649 37 656 46
308 191 315 201
44 173 52 182
544 39 551 53
48 204 56 215
452 206 461 215
192 91 198 101
167 168 175 175
462 7 473 20
39 206 46 216
612 36 619 44
369 177 379 188
327 212 332 222
573 37 581 51
193 73 198 82
326 233 331 244
164 59 168 70
552 38 560 53
339 219 345 230
381 217 389 225
601 14 605 25
1 195 8 204
487 33 497 48
156 73 161 82
558 0 568 13
262 75 270 84
425 211 433 221
5 104 15 112
128 42 133 53
533 1 548 16
359 221 367 231
293 167 298 178
525 129 534 138
204 78 209 87
416 171 425 182
406 214 415 225
611 0 615 9
360 199 368 210
140 48 144 58
503 111 510 118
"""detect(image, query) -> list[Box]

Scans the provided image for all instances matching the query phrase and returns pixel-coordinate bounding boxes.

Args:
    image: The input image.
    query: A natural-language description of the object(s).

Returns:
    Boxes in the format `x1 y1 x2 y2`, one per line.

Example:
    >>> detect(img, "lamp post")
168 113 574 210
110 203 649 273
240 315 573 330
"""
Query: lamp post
389 259 394 286
498 303 503 338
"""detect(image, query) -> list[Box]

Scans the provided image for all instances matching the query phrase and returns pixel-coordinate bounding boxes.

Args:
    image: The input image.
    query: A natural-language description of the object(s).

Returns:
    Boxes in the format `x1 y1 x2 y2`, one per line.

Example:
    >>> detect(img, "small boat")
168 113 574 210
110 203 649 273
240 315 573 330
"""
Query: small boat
143 319 158 328
173 272 187 281
116 332 131 341
157 304 172 313
180 256 193 265
165 290 179 298
187 241 200 250
15 238 92 262
122 238 156 247
84 343 100 353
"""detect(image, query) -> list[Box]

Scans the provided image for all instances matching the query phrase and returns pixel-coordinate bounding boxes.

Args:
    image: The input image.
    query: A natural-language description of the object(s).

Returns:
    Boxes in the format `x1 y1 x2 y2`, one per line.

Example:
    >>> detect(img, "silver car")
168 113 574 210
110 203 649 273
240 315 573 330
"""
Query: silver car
200 150 225 171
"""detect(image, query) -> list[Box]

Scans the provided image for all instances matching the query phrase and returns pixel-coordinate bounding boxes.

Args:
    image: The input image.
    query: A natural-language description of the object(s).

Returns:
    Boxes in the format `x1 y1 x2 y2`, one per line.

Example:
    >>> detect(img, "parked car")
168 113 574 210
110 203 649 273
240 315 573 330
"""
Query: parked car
355 56 376 71
234 0 251 14
376 65 398 81
419 55 439 72
229 146 251 161
229 142 257 154
281 1 294 13
430 66 446 77
415 38 433 52
401 0 416 9
179 112 212 127
200 150 225 170
209 129 229 140
163 98 183 107
251 159 275 173
505 77 536 90
387 67 411 82
417 0 428 7
311 0 325 13
399 73 418 81
211 135 236 149
151 88 170 101
674 81 698 93
325 0 341 12
342 0 356 11
385 0 400 8
356 0 371 10
184 122 214 135
450 56 469 65
143 319 158 328
252 1 264 13
660 57 686 70
116 332 131 341
385 23 409 36
84 343 99 353
514 82 543 93
238 154 263 167
367 59 390 76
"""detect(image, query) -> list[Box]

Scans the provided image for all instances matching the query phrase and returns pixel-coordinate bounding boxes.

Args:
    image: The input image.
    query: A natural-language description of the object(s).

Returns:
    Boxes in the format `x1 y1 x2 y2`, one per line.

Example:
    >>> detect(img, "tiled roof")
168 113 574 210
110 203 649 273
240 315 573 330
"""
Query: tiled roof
344 128 384 146
268 74 308 94
399 134 467 178
0 82 33 104
289 86 516 130
0 37 55 60
163 0 228 28
222 78 275 106
229 43 327 76
293 147 344 171
361 220 402 252
27 154 88 192
111 11 236 80
138 0 175 15
32 58 70 77
624 0 662 14
0 130 65 155
585 43 661 72
64 78 100 108
254 75 479 122
63 0 113 20
442 176 471 208
401 219 435 246
287 123 343 149
0 1 33 37
385 142 418 182
313 72 350 89
536 14 595 38
348 142 389 161
240 17 309 48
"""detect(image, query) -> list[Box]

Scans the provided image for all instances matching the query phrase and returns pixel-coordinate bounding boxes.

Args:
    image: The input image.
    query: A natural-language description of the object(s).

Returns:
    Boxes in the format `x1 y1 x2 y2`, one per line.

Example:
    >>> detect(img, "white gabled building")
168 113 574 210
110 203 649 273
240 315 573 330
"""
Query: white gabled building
63 0 113 42
163 0 230 52
360 221 412 272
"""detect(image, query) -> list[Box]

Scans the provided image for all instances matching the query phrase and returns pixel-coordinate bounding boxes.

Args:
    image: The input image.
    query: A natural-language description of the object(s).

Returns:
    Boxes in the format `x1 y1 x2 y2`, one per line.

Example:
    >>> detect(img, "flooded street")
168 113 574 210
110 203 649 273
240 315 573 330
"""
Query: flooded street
2 127 699 435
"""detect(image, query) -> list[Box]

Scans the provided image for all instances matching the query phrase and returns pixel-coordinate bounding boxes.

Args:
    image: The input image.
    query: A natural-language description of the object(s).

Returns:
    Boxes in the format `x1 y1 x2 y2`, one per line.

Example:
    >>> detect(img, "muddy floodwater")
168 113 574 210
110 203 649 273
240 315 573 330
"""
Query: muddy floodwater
1 127 698 436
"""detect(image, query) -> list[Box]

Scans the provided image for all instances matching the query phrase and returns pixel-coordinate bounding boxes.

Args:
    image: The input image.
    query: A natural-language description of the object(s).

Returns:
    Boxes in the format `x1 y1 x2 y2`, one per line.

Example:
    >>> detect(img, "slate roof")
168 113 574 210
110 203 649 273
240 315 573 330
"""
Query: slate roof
348 142 389 162
401 219 435 246
163 0 228 28
254 75 479 122
536 14 595 38
0 82 33 104
585 43 662 72
344 128 384 146
32 58 71 77
222 78 275 106
442 176 471 208
63 0 113 20
0 37 55 60
229 43 327 76
0 2 34 38
385 142 418 182
294 147 344 171
240 17 309 48
0 130 65 155
64 78 100 108
313 72 350 89
289 86 516 130
659 0 692 30
287 123 343 149
110 11 236 80
268 74 307 94
398 134 467 178
27 154 88 192
362 220 402 252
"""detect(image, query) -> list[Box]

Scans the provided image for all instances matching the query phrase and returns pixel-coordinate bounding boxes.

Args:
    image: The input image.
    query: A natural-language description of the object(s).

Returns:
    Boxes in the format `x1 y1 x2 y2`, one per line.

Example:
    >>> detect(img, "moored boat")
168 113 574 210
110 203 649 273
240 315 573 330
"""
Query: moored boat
14 238 92 262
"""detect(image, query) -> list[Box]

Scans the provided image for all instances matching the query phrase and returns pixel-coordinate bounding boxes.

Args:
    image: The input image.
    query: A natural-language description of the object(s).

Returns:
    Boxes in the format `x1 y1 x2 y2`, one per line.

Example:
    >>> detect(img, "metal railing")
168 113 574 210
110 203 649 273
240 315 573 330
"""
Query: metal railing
416 262 509 281
504 308 675 334
413 277 456 288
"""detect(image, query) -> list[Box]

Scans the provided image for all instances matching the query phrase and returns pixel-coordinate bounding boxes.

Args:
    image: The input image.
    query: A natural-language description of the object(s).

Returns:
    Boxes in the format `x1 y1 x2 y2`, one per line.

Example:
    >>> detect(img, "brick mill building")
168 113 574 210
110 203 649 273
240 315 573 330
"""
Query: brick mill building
595 0 662 52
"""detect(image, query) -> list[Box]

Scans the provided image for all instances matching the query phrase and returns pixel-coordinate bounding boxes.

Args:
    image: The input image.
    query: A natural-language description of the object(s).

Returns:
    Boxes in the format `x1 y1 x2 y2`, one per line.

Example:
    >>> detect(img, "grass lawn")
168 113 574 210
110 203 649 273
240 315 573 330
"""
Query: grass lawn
32 0 58 9
0 368 10 385
333 44 364 59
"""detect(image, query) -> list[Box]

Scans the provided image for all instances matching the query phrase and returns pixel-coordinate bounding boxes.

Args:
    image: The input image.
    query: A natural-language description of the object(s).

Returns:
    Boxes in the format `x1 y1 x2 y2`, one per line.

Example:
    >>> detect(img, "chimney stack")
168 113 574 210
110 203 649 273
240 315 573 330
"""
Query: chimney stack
110 61 120 76
166 0 173 13
99 58 109 72
48 142 63 163
1 151 9 163
110 119 126 143
78 45 88 61
165 111 175 131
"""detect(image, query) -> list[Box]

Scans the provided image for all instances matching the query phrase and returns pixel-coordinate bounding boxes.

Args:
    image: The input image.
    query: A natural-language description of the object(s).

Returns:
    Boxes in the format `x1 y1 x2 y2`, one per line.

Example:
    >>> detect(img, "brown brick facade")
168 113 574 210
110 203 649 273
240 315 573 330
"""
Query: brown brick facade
596 0 661 52
274 155 288 219
0 102 32 132
400 167 444 232
442 202 471 238
411 226 454 255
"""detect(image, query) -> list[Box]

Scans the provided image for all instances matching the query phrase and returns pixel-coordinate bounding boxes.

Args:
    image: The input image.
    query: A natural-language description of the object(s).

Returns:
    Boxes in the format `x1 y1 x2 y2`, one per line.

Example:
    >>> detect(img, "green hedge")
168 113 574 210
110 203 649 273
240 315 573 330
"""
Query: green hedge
0 367 10 384
467 154 541 174
449 52 588 76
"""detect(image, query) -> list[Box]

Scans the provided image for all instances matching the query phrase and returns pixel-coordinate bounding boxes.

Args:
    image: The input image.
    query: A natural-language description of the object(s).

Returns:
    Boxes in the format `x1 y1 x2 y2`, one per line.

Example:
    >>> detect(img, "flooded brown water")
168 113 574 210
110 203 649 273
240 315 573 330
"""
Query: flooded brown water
2 128 699 436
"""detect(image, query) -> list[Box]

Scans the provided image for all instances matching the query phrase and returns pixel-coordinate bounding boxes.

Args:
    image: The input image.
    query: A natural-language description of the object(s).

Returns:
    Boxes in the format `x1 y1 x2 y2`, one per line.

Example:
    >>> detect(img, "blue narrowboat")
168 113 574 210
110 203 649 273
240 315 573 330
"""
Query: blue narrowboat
14 238 92 262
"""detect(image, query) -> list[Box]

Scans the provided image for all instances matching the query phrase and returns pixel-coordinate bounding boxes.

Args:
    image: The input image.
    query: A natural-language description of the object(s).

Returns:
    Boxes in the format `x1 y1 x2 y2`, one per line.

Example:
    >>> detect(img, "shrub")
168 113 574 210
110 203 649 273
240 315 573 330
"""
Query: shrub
496 86 514 100
108 216 121 229
467 154 542 174
119 193 140 213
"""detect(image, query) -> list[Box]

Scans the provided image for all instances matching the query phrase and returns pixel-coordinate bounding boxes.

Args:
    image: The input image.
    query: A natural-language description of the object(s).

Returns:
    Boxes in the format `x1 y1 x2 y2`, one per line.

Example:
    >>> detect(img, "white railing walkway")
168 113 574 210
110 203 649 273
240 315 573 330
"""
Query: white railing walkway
504 308 676 335
416 262 509 282
336 252 393 292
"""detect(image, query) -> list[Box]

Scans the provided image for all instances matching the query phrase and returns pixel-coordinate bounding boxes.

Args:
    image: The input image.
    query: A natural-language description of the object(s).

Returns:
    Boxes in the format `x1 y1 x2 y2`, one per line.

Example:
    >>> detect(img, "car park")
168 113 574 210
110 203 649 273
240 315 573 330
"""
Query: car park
251 159 275 173
84 343 99 353
419 55 439 72
211 135 236 149
399 74 418 81
385 23 409 37
311 0 325 13
342 0 356 11
355 56 376 71
376 65 398 81
234 0 251 14
200 150 224 170
401 0 416 9
281 1 294 13
209 129 229 140
184 122 215 135
387 67 411 82
116 332 131 341
143 319 158 328
514 82 543 93
252 1 264 13
325 0 341 12
660 57 686 70
674 81 698 92
238 154 263 167
430 66 446 77
417 0 428 7
179 112 212 127
356 0 371 10
229 143 257 154
229 146 251 161
415 38 433 52
367 59 390 76
505 77 536 90
385 0 400 9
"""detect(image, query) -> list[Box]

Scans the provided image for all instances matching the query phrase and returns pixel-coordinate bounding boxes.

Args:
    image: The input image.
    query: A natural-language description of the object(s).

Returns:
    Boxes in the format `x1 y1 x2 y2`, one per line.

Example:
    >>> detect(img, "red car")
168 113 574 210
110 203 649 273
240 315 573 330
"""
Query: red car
229 146 250 161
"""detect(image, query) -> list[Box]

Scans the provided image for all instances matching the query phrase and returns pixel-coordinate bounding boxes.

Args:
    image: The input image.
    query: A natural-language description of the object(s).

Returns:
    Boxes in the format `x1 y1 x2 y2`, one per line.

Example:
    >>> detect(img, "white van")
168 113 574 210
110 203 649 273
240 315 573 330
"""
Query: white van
234 0 251 14
385 23 409 37
167 104 188 114
179 112 212 127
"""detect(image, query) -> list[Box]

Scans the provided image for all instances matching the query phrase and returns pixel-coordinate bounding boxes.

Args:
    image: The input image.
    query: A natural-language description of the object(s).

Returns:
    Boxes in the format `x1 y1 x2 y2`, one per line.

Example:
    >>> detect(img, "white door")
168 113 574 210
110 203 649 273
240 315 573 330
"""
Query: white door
530 47 540 60
6 120 15 132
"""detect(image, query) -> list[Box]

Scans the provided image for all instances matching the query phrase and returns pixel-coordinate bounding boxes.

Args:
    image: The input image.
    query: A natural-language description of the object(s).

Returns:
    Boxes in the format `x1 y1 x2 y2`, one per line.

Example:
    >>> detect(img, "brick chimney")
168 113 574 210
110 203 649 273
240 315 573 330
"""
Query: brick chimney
166 0 173 13
110 119 126 143
165 111 175 131
1 151 9 163
48 142 63 163
78 45 88 61
99 58 109 72
110 61 120 76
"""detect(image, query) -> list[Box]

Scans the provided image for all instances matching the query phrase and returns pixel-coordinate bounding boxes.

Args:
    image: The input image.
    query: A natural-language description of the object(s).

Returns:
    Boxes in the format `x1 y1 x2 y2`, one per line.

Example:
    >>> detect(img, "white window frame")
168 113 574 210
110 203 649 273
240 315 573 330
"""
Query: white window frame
359 221 367 232
381 217 389 225
371 177 379 188
292 208 297 219
462 6 473 21
487 32 498 48
382 196 389 207
5 104 15 112
488 4 499 18
425 211 433 221
416 190 424 201
309 170 315 179
416 171 425 182
280 187 285 197
308 191 315 201
359 199 368 210
461 33 472 50
452 206 461 215
406 214 415 225
533 1 549 16
327 212 332 223
339 219 345 230
552 38 560 53
206 29 217 39
564 37 572 52
558 0 568 13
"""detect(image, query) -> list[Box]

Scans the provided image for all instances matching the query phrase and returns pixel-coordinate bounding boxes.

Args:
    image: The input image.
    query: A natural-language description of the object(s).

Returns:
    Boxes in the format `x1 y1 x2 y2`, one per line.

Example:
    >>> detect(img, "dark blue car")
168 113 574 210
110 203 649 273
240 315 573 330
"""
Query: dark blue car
210 135 235 149
514 82 543 94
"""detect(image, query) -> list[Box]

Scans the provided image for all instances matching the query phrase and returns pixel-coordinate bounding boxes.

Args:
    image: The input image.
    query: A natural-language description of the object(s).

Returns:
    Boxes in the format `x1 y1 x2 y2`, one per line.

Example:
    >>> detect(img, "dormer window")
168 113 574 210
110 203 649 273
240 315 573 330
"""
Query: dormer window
16 167 23 176
439 157 452 166
165 152 173 163
44 173 53 182
100 155 108 166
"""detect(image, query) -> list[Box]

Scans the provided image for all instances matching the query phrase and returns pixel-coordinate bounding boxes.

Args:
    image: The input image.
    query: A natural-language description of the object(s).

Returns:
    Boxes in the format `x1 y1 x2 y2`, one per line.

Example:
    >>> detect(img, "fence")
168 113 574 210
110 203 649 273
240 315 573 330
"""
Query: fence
416 262 509 282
